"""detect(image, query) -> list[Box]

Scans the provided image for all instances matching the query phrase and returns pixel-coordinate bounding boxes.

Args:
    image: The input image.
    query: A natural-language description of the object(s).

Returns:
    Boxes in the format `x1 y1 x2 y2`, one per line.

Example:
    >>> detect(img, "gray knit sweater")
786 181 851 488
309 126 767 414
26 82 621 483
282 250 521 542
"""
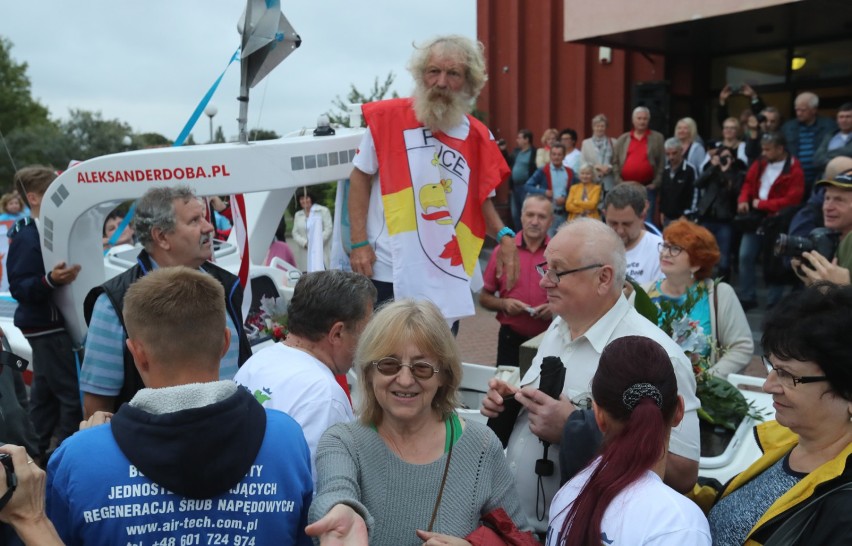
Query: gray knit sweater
309 419 530 545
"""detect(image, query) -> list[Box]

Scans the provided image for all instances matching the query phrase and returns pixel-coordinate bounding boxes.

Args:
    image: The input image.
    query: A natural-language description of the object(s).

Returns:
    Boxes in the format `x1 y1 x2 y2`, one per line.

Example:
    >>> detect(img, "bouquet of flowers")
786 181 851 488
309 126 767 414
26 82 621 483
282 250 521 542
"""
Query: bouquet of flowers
632 279 763 431
244 295 288 342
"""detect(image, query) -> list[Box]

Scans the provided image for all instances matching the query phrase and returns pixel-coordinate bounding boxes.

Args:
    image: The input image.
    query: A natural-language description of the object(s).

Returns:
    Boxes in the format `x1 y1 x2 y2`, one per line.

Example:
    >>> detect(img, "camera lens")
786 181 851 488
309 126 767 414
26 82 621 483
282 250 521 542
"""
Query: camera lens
774 234 814 258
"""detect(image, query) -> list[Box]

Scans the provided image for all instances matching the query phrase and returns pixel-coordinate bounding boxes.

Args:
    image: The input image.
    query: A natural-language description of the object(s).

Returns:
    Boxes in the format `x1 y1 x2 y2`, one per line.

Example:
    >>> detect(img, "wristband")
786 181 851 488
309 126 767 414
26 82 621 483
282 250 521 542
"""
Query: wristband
350 240 370 249
497 226 515 241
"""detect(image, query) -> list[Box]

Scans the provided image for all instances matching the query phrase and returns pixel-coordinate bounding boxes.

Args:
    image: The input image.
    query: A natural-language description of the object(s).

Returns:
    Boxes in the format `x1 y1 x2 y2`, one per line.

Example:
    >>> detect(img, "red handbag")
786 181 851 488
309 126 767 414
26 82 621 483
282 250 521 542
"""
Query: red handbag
465 508 541 546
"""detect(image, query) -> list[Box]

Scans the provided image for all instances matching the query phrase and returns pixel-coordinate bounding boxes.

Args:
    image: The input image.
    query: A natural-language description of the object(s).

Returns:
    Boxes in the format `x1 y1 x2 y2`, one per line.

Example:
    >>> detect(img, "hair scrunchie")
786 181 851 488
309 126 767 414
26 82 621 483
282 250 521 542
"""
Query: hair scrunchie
622 382 663 411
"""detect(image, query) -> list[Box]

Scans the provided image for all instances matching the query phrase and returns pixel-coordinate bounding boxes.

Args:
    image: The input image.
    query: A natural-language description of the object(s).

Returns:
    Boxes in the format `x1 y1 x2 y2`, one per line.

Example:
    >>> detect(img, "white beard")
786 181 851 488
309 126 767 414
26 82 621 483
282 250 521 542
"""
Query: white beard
412 83 472 134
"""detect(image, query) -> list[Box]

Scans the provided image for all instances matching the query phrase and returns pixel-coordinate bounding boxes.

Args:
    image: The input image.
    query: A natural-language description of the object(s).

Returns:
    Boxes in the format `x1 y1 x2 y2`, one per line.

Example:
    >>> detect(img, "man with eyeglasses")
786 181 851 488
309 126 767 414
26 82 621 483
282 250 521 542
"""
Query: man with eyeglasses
481 218 700 535
234 270 376 487
479 194 553 366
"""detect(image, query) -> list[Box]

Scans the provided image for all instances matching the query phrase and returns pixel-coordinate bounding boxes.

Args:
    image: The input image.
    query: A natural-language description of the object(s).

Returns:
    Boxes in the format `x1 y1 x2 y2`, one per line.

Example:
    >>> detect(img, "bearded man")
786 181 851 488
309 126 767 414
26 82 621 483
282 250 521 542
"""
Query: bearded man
348 35 518 323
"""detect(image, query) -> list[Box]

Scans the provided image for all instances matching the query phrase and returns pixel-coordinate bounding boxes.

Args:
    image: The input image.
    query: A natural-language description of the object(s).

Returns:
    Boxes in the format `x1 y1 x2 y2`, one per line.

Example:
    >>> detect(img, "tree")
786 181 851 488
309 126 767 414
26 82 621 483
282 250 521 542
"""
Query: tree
214 126 226 143
326 72 399 127
249 128 280 141
0 37 54 185
0 122 71 190
61 109 133 160
135 132 172 148
0 37 50 135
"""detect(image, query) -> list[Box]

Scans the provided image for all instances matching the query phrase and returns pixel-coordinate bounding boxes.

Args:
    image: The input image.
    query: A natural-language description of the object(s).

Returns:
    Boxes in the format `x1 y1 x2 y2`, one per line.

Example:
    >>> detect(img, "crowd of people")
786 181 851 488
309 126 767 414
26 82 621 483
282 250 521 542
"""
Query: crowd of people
0 31 850 546
505 93 852 313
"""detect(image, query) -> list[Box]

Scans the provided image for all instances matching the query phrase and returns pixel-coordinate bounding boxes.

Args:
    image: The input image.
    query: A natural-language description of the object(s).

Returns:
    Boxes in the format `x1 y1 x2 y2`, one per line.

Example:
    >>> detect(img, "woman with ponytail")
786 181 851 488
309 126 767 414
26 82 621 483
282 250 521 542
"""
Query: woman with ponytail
545 336 711 545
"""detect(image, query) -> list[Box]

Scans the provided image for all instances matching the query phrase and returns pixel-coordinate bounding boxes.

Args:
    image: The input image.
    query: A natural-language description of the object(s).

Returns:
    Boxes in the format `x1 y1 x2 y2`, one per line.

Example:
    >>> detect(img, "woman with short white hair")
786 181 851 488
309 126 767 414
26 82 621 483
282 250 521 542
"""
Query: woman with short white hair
581 114 616 192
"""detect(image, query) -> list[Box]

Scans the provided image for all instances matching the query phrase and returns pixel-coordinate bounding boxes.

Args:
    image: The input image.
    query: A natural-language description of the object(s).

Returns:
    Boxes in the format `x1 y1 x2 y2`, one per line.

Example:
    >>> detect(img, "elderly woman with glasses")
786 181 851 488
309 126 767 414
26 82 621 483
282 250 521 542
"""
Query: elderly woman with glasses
307 299 533 546
702 283 852 546
640 219 753 378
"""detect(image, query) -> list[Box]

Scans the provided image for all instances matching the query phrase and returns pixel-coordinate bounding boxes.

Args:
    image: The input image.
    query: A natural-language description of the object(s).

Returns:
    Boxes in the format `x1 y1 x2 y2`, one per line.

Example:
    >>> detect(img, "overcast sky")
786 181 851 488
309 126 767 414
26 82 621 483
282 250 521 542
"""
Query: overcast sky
1 1 476 143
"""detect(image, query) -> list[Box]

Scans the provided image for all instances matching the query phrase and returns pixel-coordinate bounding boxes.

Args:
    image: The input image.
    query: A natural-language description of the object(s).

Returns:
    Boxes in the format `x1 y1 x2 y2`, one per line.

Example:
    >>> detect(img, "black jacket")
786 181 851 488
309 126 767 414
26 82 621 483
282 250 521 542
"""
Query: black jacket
7 218 66 334
697 159 747 222
83 249 252 407
660 161 698 219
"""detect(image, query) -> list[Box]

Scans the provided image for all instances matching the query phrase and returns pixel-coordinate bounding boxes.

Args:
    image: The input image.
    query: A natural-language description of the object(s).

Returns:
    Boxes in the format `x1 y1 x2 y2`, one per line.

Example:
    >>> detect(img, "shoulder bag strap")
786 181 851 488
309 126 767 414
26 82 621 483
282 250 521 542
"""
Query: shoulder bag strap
427 417 455 532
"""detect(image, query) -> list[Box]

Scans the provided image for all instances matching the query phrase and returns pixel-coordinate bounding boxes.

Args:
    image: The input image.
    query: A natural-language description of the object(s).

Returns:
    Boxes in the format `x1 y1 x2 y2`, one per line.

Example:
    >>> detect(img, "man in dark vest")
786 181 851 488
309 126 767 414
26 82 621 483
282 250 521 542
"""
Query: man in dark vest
80 185 251 417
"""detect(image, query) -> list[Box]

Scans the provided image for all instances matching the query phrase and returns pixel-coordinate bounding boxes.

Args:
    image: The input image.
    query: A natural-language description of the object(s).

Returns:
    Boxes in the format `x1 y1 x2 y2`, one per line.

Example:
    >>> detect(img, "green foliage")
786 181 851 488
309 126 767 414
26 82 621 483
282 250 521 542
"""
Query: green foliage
0 37 54 185
134 132 172 148
327 72 399 128
290 182 338 219
628 277 658 323
696 373 765 431
249 128 280 141
214 126 226 143
61 109 133 160
0 123 71 190
0 38 50 134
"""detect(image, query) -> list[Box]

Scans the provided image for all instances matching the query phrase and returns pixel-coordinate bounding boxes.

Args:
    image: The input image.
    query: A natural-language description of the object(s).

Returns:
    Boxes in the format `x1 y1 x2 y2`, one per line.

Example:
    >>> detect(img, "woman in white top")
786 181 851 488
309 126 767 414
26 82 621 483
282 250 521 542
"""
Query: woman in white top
580 114 616 192
291 189 332 271
546 336 711 546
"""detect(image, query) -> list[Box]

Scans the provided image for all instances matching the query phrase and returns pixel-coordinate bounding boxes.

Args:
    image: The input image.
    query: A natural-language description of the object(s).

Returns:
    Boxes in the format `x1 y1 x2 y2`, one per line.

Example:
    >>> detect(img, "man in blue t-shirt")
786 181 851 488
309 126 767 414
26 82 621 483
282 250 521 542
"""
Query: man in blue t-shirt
47 267 313 546
782 91 837 196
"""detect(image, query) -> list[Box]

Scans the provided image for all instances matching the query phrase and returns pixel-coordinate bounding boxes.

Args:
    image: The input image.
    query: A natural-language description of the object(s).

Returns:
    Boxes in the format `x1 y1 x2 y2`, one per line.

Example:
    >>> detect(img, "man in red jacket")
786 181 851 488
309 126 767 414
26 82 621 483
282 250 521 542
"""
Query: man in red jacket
737 132 805 309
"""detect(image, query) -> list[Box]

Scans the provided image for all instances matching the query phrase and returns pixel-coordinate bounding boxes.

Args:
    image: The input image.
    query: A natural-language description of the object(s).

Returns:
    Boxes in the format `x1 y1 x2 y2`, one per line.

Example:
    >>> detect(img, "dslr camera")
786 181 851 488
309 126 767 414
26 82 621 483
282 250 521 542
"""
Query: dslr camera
774 227 839 261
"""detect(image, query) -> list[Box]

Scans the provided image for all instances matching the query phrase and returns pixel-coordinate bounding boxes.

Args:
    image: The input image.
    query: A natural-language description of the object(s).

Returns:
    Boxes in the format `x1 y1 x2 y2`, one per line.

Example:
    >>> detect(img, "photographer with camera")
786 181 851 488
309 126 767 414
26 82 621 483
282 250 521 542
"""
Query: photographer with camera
791 170 852 286
0 445 63 545
696 141 748 281
736 132 805 310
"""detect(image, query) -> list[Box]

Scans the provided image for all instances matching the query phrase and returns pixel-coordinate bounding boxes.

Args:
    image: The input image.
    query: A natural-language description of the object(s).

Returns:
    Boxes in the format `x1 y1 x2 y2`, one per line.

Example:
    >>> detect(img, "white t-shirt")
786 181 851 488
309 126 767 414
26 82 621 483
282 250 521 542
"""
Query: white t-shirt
352 120 495 284
504 296 700 533
546 458 711 545
626 230 663 284
758 160 785 201
354 120 478 282
233 343 354 486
